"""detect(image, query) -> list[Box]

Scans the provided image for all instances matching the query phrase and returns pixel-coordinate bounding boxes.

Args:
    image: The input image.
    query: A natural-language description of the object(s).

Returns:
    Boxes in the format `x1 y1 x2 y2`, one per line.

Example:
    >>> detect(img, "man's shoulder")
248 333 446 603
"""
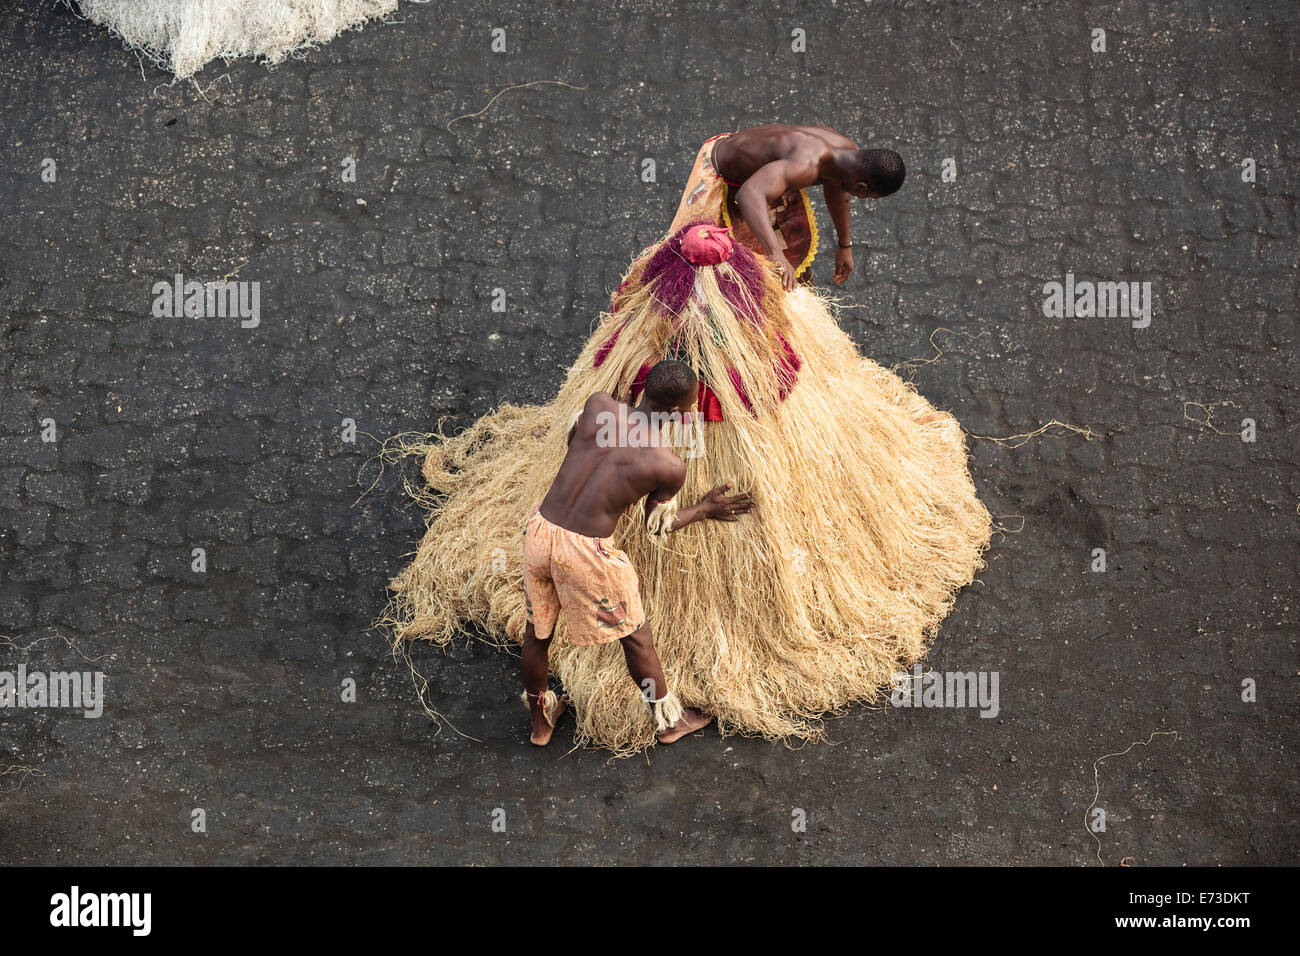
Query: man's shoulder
790 126 854 157
804 124 854 143
580 392 618 422
770 130 827 173
653 446 688 481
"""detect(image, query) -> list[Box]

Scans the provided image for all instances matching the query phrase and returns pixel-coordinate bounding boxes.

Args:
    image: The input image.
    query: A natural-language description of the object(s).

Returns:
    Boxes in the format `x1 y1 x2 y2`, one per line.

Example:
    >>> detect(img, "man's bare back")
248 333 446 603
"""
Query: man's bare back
538 393 684 538
538 392 752 538
714 124 860 187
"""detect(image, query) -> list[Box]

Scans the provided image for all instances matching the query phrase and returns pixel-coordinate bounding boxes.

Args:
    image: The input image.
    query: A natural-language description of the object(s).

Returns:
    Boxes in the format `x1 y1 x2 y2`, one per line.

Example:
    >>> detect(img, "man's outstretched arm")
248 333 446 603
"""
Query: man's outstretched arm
644 477 755 537
822 179 854 285
735 160 818 291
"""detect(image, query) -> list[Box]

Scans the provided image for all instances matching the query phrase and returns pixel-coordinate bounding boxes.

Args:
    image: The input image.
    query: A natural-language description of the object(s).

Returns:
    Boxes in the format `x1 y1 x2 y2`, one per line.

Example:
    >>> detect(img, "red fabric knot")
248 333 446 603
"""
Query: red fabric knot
680 223 735 266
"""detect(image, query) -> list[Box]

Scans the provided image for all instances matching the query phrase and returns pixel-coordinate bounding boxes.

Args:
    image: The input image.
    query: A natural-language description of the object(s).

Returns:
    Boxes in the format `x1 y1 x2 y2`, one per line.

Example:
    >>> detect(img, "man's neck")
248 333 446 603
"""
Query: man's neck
629 401 675 422
819 150 848 185
628 403 682 441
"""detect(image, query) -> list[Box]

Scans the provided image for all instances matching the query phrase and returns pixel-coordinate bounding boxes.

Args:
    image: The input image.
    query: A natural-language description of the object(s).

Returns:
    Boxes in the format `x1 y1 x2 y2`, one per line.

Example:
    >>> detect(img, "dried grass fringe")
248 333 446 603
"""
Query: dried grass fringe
652 691 684 734
520 689 560 727
381 246 991 754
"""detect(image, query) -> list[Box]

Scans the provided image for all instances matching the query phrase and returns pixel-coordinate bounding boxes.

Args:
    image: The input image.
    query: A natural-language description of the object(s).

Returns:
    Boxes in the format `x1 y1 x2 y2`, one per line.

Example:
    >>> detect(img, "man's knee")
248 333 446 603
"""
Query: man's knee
620 622 654 654
523 622 551 647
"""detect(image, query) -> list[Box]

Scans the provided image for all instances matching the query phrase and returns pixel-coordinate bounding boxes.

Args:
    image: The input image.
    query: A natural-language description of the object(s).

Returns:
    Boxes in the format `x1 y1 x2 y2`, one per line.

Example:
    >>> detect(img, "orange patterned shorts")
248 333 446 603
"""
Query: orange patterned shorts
523 509 646 646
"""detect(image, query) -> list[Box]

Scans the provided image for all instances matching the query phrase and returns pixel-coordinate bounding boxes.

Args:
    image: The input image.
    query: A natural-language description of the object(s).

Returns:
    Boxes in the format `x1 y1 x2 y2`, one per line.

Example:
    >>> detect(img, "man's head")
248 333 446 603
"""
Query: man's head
642 360 699 414
843 148 906 198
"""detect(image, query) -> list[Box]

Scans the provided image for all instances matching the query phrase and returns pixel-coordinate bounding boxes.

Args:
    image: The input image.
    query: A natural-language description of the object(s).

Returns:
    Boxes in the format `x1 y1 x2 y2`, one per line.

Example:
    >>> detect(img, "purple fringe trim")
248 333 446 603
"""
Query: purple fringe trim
641 221 767 323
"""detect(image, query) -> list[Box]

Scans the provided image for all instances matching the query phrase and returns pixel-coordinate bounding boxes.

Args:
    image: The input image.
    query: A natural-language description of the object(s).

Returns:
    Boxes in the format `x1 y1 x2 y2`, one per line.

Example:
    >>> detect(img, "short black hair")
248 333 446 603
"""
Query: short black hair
644 360 697 407
855 149 906 196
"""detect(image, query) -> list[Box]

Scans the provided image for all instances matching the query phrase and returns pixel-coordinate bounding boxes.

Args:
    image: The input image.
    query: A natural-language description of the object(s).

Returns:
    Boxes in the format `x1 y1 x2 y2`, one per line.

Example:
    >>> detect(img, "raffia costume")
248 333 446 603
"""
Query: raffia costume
387 163 991 753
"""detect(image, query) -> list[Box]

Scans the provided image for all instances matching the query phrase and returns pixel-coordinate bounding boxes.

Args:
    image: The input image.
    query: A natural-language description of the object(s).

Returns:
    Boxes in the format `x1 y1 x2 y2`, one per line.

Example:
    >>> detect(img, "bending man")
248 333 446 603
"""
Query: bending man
670 124 905 289
521 360 755 745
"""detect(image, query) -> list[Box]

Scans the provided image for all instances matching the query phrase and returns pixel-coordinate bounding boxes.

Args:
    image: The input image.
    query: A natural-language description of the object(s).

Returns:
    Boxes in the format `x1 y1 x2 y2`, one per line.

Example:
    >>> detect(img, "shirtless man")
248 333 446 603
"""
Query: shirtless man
521 360 754 746
671 124 906 291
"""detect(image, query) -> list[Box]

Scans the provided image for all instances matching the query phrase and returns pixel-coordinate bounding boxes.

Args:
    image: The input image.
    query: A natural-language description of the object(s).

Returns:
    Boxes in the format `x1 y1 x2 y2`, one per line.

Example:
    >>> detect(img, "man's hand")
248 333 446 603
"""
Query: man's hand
833 246 854 284
777 259 798 292
662 482 756 533
698 483 755 522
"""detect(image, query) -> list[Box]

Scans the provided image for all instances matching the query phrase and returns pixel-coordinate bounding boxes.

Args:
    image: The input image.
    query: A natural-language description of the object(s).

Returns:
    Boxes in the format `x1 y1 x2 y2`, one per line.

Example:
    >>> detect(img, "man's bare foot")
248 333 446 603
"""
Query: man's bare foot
529 693 569 746
656 706 712 744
